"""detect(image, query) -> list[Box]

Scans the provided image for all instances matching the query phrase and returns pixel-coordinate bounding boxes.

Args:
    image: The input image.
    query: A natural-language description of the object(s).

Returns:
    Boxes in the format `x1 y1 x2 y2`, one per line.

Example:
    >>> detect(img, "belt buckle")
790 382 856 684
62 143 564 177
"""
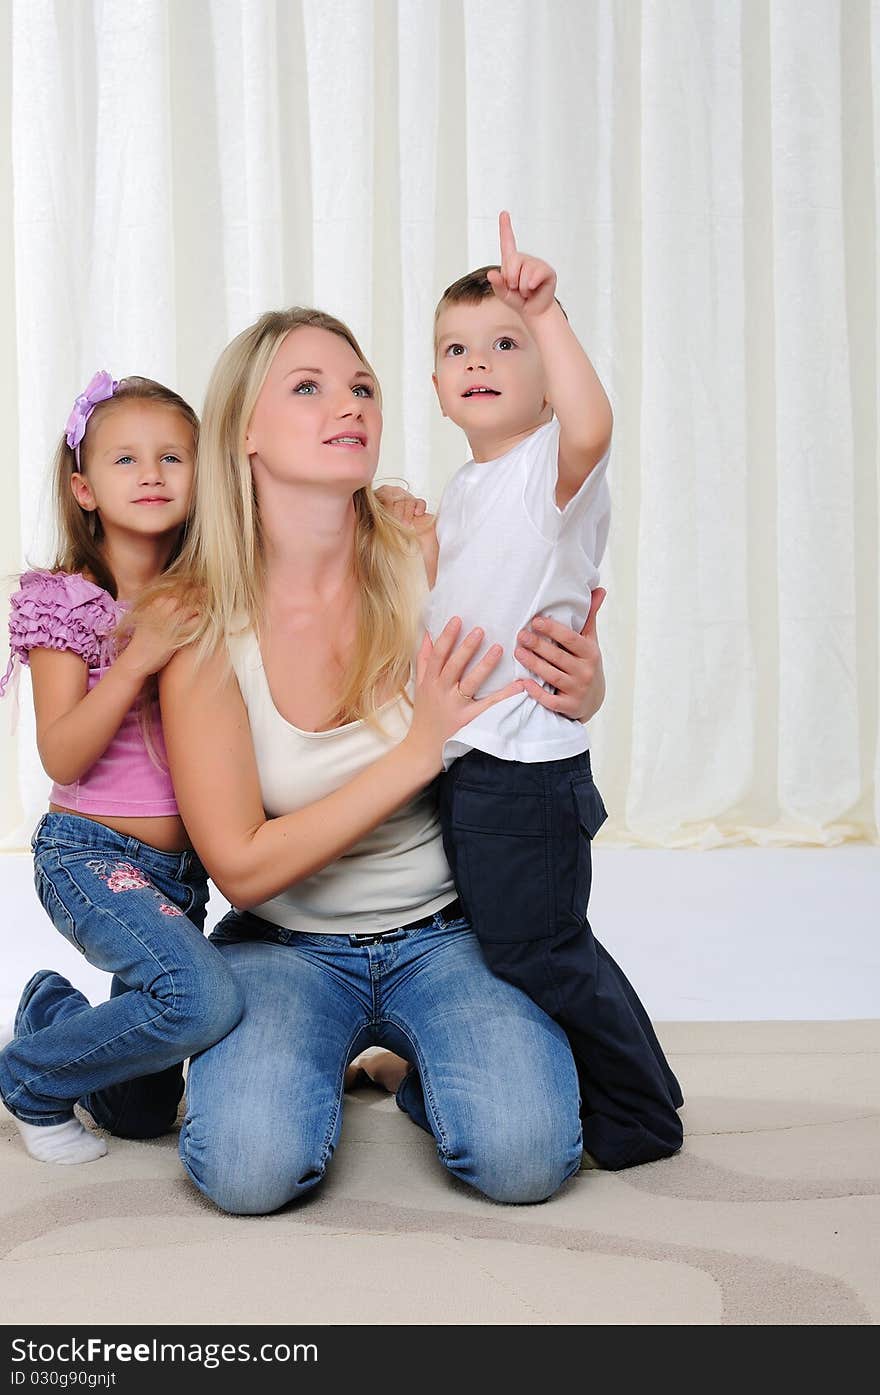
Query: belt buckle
351 930 387 945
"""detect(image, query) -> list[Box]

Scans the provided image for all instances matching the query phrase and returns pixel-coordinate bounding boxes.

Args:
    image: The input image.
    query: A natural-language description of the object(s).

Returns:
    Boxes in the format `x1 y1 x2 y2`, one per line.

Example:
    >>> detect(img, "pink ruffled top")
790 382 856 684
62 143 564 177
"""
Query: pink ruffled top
1 570 178 817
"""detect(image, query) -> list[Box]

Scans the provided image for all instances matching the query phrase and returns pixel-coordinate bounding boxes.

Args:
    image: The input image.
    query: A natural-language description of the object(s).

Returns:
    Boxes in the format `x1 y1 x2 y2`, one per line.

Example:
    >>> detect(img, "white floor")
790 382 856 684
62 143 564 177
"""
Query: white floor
1 846 878 1022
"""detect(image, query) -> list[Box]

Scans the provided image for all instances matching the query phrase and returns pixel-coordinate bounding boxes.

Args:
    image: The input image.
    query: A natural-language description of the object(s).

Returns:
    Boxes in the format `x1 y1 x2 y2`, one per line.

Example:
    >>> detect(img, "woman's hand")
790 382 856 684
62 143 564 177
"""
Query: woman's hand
404 619 524 775
516 588 606 722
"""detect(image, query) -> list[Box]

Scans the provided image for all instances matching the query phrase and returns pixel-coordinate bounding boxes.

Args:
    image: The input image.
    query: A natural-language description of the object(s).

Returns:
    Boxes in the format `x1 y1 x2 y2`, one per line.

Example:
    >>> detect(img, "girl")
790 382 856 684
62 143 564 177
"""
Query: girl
0 373 243 1164
122 307 602 1215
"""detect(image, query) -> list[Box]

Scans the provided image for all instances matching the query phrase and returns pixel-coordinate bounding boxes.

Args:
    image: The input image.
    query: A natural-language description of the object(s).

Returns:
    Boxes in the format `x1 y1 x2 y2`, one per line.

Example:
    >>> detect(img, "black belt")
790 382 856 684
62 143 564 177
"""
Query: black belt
350 897 462 945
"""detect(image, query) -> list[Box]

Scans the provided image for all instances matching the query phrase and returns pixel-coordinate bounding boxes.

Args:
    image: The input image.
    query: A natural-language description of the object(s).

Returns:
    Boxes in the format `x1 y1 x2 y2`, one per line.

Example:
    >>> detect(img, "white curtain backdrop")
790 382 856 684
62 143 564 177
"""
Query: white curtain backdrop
2 0 878 848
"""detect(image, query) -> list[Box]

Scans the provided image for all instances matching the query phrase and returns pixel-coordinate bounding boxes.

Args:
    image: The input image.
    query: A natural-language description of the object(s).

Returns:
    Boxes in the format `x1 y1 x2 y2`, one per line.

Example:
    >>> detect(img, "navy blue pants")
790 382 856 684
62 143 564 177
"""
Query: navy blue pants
439 748 684 1170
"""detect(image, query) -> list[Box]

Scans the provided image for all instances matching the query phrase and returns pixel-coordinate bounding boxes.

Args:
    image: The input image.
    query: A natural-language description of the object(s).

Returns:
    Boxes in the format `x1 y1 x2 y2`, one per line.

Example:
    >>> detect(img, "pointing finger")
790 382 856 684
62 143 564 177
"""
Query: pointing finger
499 210 517 263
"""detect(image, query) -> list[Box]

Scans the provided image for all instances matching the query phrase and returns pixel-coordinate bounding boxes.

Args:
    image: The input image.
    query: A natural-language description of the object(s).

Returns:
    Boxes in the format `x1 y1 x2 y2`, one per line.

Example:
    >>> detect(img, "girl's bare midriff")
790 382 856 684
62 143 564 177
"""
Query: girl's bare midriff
48 804 192 854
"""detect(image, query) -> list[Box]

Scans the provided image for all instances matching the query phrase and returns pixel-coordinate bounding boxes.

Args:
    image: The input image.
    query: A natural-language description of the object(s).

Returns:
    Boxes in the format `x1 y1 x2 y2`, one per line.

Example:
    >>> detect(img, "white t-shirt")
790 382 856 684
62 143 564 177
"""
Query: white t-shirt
424 417 611 766
228 630 455 935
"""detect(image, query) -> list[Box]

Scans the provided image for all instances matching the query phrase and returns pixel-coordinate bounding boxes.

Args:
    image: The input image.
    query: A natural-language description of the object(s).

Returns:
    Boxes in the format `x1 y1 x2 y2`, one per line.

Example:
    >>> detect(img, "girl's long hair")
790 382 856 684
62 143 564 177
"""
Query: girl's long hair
156 307 423 727
47 376 199 767
49 376 199 596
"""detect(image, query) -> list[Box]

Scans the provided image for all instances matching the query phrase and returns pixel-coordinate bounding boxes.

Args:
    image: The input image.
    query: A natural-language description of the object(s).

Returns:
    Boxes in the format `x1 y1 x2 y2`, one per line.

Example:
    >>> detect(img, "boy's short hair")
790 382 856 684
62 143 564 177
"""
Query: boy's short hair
433 266 500 350
433 265 567 354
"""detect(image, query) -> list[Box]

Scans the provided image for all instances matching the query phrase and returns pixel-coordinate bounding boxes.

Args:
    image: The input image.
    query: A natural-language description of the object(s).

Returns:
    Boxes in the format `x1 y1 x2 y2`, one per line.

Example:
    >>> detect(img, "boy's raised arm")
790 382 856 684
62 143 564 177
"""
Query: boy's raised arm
488 211 613 509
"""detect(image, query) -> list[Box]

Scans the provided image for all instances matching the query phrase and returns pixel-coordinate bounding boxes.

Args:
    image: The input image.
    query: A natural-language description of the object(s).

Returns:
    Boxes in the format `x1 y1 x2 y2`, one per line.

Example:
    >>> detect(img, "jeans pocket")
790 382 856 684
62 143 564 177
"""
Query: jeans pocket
571 776 608 920
34 862 85 953
451 786 551 943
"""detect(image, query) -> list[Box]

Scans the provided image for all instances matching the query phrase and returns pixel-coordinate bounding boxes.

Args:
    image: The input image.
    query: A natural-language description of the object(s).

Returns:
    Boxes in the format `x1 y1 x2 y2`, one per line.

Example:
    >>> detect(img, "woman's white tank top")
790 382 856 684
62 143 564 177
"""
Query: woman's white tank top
228 630 455 935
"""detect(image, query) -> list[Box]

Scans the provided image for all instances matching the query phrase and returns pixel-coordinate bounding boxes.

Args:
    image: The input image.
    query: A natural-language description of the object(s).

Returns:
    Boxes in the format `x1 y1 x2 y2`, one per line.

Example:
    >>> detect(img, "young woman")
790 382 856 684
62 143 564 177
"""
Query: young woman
143 307 605 1214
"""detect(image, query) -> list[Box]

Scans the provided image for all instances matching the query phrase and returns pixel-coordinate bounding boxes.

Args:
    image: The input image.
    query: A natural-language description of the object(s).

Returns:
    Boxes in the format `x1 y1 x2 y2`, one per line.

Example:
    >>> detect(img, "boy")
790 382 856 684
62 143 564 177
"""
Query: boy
420 213 683 1170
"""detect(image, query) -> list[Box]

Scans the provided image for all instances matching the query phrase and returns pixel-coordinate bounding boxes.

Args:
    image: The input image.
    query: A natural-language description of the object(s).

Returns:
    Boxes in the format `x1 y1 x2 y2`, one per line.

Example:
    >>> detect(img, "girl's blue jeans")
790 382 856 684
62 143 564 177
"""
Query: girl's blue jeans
0 813 243 1128
176 904 584 1214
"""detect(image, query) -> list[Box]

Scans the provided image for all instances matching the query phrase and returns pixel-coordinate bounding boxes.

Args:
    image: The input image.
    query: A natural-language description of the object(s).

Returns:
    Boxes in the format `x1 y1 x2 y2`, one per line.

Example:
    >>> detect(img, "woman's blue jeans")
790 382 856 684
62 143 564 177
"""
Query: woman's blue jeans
0 813 243 1128
179 904 584 1214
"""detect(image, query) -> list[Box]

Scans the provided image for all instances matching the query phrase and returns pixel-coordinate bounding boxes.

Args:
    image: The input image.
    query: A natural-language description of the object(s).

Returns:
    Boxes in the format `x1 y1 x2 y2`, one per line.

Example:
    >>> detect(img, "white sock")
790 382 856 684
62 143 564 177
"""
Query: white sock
12 1116 108 1165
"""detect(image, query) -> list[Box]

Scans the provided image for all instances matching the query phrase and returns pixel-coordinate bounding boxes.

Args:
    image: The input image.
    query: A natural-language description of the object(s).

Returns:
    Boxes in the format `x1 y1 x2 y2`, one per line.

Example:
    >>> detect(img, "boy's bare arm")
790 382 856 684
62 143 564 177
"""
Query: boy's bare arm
488 211 613 509
375 484 439 586
412 514 439 587
529 304 612 508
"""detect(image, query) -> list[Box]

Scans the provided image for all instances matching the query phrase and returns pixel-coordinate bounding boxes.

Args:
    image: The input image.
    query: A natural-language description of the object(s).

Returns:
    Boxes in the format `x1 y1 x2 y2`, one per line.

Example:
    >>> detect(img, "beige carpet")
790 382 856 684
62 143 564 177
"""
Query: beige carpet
1 1021 877 1326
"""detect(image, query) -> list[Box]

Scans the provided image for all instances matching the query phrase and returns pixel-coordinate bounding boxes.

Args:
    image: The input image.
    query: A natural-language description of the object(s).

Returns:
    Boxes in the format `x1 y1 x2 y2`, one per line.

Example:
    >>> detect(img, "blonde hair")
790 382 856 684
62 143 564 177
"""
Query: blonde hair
158 306 423 727
49 376 199 597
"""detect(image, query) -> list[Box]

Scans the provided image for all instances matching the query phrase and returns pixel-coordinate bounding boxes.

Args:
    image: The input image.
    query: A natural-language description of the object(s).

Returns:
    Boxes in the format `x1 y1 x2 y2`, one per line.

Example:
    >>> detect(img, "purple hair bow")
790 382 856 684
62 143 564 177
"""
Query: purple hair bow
65 370 119 462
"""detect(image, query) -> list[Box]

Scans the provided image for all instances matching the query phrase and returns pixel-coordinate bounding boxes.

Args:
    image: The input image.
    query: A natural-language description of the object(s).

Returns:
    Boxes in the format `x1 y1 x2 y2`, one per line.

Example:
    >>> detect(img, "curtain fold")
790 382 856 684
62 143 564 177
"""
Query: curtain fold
2 0 877 848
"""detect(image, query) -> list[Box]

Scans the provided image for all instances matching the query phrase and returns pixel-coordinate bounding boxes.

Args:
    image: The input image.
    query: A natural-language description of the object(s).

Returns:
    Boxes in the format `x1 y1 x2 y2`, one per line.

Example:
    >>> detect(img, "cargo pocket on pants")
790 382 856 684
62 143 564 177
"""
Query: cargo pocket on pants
571 775 608 921
451 786 552 943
